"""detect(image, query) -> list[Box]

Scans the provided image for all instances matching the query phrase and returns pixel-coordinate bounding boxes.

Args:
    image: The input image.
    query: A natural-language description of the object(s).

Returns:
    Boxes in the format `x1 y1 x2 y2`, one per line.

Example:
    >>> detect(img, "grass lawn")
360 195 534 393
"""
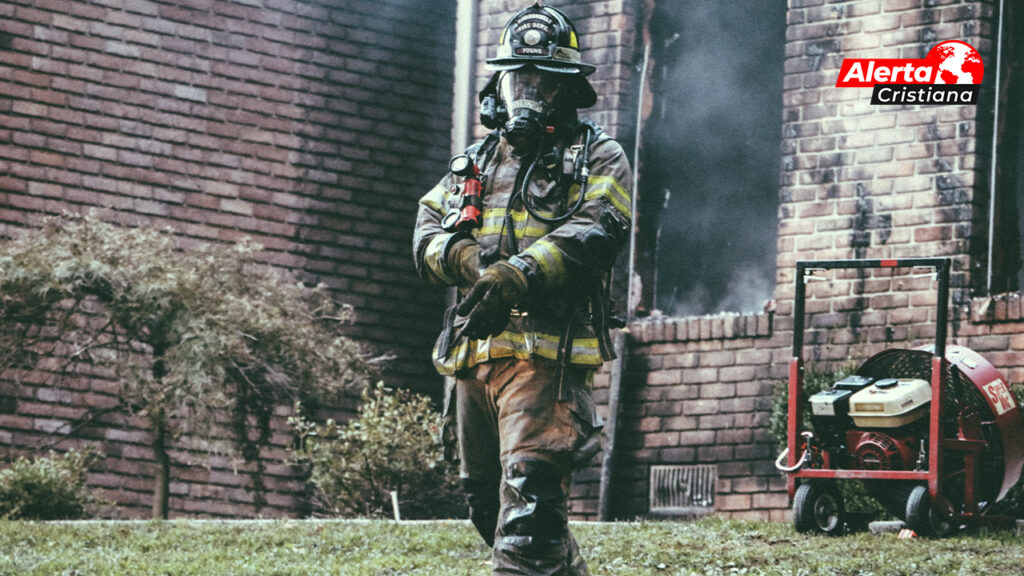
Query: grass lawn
0 516 1022 575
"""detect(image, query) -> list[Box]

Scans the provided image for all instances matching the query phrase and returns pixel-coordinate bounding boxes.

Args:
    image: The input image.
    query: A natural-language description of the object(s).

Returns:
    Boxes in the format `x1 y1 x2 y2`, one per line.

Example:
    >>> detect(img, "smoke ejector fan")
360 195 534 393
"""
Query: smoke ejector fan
782 258 1024 536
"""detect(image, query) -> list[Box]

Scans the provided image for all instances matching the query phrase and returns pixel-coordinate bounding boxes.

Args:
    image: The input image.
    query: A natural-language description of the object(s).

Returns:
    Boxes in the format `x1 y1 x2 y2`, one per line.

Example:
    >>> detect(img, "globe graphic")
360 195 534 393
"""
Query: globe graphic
928 41 984 85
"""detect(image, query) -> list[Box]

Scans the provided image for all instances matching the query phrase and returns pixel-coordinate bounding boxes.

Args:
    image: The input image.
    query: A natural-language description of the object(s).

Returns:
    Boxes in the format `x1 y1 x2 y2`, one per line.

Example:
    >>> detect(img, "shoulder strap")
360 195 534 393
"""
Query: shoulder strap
577 117 598 138
466 131 500 172
575 119 603 142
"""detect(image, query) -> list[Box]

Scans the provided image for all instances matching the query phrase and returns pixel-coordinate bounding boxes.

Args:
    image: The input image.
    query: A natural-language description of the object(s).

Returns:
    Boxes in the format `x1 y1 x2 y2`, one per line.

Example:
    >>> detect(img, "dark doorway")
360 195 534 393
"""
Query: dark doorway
989 0 1024 294
637 1 786 316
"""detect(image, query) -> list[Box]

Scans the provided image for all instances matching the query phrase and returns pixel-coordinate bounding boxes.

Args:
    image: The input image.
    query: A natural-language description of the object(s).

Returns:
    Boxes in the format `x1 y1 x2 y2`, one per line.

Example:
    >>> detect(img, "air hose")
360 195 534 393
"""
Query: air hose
775 431 815 472
519 124 595 225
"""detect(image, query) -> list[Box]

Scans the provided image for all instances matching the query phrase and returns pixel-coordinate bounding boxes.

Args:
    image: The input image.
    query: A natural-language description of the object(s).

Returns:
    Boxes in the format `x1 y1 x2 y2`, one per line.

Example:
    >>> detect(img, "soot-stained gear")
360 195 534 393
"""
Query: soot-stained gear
462 476 501 547
494 458 572 573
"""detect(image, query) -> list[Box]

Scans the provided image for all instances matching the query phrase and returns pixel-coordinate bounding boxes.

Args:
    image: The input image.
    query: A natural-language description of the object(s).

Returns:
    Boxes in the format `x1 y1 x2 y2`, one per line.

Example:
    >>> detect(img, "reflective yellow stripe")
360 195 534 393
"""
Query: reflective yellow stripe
566 183 582 204
483 208 520 221
534 334 603 364
512 209 552 241
432 330 604 375
483 208 551 223
522 238 566 286
584 175 632 219
478 224 551 239
477 224 550 238
478 209 554 240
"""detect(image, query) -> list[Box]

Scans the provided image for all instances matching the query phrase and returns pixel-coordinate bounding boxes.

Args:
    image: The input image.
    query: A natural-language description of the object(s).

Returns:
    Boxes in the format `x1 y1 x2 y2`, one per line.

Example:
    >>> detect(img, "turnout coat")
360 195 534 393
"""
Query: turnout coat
413 123 633 378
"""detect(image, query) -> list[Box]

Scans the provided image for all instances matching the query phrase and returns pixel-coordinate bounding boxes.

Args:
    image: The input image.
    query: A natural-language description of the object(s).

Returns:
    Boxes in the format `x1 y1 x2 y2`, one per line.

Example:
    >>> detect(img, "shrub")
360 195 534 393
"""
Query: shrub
290 382 465 520
0 449 102 520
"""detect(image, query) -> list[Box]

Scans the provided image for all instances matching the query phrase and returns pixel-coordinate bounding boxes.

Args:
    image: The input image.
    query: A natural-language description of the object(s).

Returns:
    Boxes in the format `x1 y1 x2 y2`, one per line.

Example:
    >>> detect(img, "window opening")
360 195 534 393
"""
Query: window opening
988 0 1024 294
636 1 785 317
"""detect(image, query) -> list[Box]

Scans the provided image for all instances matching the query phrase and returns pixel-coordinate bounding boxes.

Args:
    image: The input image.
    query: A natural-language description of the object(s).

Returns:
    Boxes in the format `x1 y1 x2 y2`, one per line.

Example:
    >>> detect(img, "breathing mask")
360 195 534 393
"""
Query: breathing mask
498 67 564 153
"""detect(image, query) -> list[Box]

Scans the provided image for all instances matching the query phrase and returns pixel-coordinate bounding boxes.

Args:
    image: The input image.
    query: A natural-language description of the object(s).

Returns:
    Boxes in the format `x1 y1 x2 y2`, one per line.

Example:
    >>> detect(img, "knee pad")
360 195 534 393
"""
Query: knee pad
500 458 569 544
494 459 573 572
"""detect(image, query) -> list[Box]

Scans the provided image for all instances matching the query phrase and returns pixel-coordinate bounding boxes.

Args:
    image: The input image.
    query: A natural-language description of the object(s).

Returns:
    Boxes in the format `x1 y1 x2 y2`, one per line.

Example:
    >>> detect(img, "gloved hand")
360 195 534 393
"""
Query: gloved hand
456 261 528 339
447 238 482 289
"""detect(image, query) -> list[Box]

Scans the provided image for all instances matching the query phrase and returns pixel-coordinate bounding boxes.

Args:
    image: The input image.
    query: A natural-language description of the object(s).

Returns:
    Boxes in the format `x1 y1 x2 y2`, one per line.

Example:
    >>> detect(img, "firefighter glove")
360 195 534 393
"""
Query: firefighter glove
447 238 482 289
457 260 528 339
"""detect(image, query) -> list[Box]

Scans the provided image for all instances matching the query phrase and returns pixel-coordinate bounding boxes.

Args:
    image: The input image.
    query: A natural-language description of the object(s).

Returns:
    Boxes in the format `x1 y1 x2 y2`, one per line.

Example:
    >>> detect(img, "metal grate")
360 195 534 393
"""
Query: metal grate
649 464 717 515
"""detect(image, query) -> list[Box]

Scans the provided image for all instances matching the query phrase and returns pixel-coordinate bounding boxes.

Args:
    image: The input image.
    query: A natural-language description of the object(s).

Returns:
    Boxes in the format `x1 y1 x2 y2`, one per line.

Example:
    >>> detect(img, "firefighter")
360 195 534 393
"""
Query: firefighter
413 2 632 574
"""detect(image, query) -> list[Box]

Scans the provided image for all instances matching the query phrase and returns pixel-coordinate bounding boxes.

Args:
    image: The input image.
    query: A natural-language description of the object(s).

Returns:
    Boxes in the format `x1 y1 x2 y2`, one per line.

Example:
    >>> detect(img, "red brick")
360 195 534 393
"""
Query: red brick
700 383 736 399
717 493 752 512
643 432 680 448
646 369 681 386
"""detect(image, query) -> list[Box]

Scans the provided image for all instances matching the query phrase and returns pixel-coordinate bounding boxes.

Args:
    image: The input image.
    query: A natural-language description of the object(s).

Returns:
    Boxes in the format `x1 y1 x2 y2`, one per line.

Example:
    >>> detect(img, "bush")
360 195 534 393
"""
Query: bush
290 383 465 520
0 449 102 520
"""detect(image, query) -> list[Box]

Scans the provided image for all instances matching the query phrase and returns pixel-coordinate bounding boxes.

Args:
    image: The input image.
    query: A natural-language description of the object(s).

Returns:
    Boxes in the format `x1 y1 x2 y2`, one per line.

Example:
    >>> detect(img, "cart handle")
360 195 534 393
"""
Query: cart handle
792 258 951 359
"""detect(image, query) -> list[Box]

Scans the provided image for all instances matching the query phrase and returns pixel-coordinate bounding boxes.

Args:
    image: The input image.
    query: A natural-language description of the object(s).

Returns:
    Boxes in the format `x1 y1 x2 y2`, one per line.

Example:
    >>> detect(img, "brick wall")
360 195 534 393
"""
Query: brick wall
776 0 1020 377
571 313 784 521
0 0 456 518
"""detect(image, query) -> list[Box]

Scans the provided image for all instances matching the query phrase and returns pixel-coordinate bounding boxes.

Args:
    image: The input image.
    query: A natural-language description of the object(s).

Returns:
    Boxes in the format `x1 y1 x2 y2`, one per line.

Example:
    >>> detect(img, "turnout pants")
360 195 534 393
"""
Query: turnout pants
448 357 602 576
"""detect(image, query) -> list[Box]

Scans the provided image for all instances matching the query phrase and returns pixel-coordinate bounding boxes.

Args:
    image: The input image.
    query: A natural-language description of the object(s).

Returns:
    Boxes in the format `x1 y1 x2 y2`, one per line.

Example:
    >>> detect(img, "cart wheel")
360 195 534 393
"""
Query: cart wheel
905 485 955 538
794 482 845 535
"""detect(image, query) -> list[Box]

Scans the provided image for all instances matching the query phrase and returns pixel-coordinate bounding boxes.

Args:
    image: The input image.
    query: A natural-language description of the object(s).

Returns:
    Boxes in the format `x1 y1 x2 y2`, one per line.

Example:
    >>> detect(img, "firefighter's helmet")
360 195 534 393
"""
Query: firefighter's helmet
485 2 596 109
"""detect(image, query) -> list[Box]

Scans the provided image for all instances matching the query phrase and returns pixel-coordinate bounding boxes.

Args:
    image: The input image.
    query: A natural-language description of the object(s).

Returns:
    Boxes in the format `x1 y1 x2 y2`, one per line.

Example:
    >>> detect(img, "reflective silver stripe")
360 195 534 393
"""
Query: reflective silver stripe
432 330 603 375
419 184 447 213
479 208 553 239
423 234 457 284
533 333 603 364
576 175 632 219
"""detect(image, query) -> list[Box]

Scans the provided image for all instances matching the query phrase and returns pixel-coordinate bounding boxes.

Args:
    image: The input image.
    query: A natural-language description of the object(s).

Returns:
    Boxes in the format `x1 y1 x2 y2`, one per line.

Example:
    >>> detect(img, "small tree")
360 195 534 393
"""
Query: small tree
0 214 367 518
290 382 464 519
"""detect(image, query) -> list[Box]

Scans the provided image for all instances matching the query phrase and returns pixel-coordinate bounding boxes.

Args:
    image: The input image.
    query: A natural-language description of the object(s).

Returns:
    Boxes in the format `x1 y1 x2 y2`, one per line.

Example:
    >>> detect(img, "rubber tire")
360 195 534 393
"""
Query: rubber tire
905 485 955 538
793 482 845 536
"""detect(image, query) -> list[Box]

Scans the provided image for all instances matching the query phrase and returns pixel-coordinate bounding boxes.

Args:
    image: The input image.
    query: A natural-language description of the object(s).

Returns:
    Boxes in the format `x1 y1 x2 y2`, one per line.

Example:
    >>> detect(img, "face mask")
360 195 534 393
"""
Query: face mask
498 68 563 153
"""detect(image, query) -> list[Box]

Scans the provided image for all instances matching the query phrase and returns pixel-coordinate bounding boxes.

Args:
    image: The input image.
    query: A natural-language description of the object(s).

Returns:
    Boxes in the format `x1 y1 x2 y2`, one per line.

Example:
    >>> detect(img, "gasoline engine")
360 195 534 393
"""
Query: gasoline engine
808 374 930 474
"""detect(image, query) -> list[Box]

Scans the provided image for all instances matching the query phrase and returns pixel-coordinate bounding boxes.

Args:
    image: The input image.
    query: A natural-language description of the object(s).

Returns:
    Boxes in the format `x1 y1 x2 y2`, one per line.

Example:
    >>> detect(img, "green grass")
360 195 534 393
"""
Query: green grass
0 516 1021 575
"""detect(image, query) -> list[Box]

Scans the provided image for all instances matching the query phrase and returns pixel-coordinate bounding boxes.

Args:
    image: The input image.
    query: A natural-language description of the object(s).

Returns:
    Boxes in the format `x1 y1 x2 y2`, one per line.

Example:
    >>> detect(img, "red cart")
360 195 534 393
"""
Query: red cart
783 258 1024 536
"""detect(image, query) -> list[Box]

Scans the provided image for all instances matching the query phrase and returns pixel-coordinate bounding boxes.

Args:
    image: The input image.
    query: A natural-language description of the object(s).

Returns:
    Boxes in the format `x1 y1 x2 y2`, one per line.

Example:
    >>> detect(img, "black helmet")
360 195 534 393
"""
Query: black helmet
484 2 597 109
